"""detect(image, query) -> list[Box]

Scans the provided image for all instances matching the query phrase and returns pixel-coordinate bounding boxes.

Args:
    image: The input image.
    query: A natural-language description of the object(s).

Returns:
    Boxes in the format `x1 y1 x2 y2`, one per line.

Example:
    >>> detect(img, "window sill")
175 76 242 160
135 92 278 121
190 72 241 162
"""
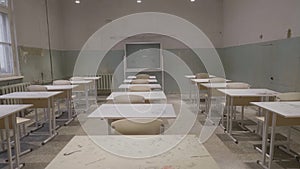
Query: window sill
0 76 24 82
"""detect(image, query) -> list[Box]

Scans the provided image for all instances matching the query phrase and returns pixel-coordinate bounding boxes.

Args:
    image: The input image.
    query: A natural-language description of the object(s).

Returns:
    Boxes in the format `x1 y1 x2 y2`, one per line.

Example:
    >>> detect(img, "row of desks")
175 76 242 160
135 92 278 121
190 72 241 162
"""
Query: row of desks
185 74 300 169
0 77 100 169
44 76 223 168
88 76 175 134
0 105 32 169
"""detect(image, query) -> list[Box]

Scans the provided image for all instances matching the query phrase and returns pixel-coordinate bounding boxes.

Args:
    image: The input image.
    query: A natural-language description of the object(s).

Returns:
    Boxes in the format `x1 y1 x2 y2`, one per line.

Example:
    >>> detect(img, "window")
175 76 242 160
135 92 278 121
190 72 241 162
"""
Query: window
0 0 17 76
0 0 8 7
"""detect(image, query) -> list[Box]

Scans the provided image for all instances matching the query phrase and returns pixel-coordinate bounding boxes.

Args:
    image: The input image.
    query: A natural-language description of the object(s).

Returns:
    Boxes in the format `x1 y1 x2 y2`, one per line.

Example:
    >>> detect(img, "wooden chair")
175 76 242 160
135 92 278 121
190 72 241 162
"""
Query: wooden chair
256 92 300 154
27 85 47 92
53 80 71 85
0 115 31 156
69 77 84 81
136 74 150 79
113 95 145 104
225 82 251 123
111 118 164 135
53 80 74 117
26 85 48 125
226 82 250 89
195 73 209 79
129 86 151 92
131 79 149 84
209 77 226 83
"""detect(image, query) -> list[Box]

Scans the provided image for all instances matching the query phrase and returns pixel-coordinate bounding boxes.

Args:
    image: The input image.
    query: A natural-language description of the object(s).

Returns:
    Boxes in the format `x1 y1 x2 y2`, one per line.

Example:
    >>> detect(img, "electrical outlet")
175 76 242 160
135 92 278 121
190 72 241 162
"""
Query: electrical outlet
287 29 292 38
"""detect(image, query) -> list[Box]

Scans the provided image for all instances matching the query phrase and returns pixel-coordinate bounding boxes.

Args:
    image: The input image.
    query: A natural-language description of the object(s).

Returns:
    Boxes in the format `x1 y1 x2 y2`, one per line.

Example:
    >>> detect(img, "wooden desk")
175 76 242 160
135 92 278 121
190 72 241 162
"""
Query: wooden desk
191 79 230 114
45 135 220 169
184 75 217 102
70 80 93 111
0 92 62 144
251 102 300 169
107 91 166 102
199 83 228 122
45 85 79 125
0 104 32 169
73 77 101 102
184 75 216 79
123 79 158 83
128 75 156 79
218 89 278 143
119 84 161 90
89 104 176 134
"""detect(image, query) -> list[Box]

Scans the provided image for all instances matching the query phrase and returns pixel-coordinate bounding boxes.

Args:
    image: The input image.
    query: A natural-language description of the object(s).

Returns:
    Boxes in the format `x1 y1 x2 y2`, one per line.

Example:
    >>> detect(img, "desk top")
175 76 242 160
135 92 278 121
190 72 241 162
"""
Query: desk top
89 104 176 119
0 92 62 99
119 84 162 89
44 85 79 90
71 77 101 80
191 79 231 83
0 104 33 119
184 75 216 79
70 80 92 84
200 83 227 89
128 76 156 79
218 89 278 97
251 102 300 118
124 79 158 83
191 79 210 83
82 77 101 80
107 91 166 100
45 135 219 169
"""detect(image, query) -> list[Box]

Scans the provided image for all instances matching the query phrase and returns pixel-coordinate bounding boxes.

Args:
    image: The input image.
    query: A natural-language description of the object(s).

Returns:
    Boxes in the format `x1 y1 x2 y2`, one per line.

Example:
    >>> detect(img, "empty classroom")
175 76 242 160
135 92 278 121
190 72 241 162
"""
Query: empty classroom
0 0 299 169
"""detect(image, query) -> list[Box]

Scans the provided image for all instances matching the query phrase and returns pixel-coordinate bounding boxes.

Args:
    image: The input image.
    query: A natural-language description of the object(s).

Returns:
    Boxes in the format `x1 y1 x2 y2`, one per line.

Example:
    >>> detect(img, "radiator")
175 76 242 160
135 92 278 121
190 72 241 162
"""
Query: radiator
0 82 31 104
96 74 113 91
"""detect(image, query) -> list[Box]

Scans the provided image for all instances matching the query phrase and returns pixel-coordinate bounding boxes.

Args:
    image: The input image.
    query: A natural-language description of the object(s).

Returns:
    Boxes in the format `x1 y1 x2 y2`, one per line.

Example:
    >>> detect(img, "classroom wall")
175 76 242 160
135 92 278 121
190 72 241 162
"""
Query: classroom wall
13 0 65 83
11 0 300 93
61 0 223 50
223 0 300 47
221 0 300 92
12 0 223 90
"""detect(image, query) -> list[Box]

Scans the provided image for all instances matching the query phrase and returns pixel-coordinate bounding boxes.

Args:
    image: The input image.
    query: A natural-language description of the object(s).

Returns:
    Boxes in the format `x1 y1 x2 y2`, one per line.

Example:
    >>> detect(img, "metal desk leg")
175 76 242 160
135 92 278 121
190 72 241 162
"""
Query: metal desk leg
94 81 98 104
268 113 277 169
64 90 74 125
228 96 238 143
42 97 58 145
257 109 271 169
85 84 89 111
226 96 230 132
262 110 270 166
107 119 113 134
12 113 22 168
5 117 13 169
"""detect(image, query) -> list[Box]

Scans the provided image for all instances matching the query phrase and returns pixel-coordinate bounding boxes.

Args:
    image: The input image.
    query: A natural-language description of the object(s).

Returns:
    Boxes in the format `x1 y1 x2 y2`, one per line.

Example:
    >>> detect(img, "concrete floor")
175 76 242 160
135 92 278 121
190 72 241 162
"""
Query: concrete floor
1 94 300 169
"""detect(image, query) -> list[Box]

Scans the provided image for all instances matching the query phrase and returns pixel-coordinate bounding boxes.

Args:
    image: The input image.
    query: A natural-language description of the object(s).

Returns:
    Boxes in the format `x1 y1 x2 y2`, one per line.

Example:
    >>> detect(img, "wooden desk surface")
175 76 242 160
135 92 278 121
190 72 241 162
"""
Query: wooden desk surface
44 85 79 90
119 84 162 89
0 92 62 99
200 83 227 88
218 89 278 97
88 104 176 119
124 79 158 83
45 135 219 169
107 91 166 100
0 104 32 119
184 75 216 79
251 101 300 118
70 80 93 84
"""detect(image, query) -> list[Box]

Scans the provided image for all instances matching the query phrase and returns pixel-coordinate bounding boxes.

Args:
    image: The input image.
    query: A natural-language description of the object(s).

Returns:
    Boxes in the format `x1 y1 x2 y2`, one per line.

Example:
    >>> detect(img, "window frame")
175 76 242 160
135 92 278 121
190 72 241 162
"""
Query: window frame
0 0 20 78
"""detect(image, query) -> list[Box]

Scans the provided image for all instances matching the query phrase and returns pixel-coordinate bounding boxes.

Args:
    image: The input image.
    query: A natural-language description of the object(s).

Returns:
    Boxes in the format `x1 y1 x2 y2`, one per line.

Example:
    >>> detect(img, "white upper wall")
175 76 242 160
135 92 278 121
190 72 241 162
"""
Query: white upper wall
61 0 223 50
13 0 64 49
14 0 49 49
223 0 300 47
